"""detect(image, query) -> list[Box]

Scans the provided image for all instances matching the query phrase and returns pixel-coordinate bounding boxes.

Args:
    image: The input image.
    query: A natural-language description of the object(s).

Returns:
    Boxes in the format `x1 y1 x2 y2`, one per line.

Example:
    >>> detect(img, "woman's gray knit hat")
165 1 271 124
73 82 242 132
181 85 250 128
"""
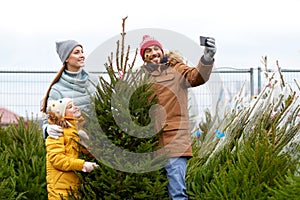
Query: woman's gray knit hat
56 40 82 63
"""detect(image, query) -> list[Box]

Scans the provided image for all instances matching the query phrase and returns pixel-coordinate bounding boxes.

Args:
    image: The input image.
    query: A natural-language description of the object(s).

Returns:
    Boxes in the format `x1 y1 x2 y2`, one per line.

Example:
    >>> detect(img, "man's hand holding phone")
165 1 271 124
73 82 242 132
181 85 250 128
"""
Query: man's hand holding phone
200 36 216 62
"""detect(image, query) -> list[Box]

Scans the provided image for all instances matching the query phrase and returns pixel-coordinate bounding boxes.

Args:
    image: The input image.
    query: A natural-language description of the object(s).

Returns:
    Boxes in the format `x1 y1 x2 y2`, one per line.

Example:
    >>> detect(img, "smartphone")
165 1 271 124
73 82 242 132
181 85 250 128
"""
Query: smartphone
200 36 211 47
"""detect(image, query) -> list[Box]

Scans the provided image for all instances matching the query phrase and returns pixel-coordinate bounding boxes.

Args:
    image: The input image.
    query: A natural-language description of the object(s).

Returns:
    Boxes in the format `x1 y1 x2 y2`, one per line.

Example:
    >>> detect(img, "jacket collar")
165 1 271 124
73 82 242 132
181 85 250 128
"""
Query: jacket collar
143 56 169 74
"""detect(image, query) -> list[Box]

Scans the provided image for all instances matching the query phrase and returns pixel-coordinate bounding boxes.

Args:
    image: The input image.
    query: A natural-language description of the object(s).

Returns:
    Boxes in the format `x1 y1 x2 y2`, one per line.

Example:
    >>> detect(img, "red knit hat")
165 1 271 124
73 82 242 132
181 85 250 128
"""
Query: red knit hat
139 35 163 60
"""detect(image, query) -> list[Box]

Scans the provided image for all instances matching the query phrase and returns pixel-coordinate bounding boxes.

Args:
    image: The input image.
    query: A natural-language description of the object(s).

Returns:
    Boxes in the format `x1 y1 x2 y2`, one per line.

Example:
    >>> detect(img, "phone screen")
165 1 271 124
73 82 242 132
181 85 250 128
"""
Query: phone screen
200 36 207 46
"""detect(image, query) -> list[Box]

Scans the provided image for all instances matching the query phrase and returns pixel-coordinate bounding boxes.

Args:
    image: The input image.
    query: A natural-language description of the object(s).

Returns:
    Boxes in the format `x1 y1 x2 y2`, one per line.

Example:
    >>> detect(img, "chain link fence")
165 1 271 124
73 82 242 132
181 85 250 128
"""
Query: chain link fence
0 68 299 120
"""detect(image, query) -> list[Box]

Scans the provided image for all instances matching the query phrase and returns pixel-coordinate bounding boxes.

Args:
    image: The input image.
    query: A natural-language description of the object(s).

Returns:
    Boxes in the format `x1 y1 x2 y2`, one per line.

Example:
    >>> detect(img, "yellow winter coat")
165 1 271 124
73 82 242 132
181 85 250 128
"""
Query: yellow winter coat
45 118 85 200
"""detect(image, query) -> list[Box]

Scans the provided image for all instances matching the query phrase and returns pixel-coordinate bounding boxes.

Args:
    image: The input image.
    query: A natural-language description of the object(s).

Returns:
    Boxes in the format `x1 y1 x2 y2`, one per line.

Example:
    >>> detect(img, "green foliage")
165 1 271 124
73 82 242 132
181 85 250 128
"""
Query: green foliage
187 66 300 199
1 23 299 200
268 168 300 199
267 145 300 199
75 164 168 200
0 152 24 200
73 18 169 199
0 118 47 200
188 134 297 199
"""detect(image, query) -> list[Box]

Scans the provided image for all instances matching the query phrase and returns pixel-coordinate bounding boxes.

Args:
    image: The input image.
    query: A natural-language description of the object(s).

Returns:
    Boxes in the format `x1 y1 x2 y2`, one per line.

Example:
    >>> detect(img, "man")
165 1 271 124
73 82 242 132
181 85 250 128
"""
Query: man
139 34 216 199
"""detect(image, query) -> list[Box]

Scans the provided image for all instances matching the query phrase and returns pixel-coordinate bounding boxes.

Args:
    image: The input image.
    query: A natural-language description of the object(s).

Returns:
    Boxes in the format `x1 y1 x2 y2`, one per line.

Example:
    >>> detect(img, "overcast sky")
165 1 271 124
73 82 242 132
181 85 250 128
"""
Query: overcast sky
1 0 300 71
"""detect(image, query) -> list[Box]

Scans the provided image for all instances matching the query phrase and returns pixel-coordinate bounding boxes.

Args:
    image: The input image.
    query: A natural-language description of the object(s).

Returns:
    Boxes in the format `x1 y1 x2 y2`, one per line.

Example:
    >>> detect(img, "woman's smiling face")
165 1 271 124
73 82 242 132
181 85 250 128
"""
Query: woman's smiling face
65 46 85 72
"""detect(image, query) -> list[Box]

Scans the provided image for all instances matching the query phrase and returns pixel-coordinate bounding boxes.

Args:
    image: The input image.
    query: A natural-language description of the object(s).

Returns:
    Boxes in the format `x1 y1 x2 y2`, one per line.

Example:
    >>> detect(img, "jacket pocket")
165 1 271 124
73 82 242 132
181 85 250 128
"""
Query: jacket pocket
53 171 64 186
161 120 190 131
54 171 79 190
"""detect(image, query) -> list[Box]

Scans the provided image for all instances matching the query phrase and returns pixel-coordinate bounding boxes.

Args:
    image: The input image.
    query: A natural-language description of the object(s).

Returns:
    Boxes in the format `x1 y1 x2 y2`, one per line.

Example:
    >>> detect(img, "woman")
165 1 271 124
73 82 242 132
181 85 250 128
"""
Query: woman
41 40 99 139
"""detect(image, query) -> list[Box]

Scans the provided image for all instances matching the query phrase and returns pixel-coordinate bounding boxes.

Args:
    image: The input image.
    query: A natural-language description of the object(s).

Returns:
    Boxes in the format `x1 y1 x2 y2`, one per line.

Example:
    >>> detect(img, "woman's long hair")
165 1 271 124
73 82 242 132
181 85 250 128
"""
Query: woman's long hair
40 65 65 113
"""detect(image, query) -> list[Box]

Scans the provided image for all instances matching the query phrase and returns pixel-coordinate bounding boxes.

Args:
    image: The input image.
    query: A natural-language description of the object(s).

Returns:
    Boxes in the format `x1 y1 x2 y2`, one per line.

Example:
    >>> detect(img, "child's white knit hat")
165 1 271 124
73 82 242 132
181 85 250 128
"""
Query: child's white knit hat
47 98 73 117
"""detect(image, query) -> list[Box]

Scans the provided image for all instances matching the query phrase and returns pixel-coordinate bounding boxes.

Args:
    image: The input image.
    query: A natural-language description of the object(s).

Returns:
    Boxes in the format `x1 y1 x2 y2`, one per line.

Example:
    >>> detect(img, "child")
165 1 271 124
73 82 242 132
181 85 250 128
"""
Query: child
45 97 98 200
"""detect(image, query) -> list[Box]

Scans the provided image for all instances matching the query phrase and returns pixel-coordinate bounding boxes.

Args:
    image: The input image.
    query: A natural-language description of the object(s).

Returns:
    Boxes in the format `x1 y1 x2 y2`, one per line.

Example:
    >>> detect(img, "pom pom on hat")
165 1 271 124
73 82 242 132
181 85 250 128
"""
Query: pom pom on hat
139 35 163 60
56 40 82 63
47 98 73 117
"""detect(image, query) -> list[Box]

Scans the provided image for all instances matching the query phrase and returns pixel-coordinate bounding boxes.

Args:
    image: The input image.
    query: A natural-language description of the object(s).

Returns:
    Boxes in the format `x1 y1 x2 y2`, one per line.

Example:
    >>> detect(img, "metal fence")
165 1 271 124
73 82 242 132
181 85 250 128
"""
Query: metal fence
0 68 299 119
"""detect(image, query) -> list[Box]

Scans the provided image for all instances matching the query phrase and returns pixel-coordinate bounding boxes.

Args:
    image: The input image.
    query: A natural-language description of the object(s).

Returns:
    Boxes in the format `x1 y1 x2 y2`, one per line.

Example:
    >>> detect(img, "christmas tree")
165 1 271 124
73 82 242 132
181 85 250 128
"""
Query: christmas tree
74 17 169 199
186 57 300 199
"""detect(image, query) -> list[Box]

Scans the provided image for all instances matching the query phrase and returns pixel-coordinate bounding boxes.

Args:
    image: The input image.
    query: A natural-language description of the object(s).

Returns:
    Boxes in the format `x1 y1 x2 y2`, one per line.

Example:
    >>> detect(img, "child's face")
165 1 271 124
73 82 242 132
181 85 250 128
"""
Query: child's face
65 101 81 118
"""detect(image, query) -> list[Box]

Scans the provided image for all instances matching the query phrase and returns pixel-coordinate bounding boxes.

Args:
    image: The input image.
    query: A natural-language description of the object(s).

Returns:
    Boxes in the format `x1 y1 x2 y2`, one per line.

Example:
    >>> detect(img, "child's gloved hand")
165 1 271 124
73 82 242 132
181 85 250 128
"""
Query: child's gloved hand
82 162 99 173
47 124 63 139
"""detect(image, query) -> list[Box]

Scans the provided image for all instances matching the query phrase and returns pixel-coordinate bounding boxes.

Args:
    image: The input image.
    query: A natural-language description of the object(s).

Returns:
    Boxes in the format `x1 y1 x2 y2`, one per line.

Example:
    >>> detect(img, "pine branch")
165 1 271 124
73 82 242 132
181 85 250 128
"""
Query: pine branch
276 60 285 87
116 40 120 70
294 79 300 92
120 16 127 69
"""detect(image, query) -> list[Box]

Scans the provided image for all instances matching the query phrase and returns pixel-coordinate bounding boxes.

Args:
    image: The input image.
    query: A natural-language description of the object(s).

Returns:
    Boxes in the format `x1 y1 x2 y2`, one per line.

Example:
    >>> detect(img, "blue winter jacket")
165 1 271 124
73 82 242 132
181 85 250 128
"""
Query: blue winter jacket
42 69 99 138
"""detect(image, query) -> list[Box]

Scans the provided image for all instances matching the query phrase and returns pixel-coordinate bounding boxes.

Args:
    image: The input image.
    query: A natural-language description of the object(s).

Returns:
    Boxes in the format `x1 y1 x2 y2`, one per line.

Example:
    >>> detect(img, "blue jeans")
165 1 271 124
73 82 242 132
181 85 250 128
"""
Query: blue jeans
164 157 188 200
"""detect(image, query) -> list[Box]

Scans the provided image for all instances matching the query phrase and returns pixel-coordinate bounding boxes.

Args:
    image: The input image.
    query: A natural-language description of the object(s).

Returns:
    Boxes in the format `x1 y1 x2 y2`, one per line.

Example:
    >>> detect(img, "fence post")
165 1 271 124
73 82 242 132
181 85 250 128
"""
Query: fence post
250 68 254 98
257 67 261 94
